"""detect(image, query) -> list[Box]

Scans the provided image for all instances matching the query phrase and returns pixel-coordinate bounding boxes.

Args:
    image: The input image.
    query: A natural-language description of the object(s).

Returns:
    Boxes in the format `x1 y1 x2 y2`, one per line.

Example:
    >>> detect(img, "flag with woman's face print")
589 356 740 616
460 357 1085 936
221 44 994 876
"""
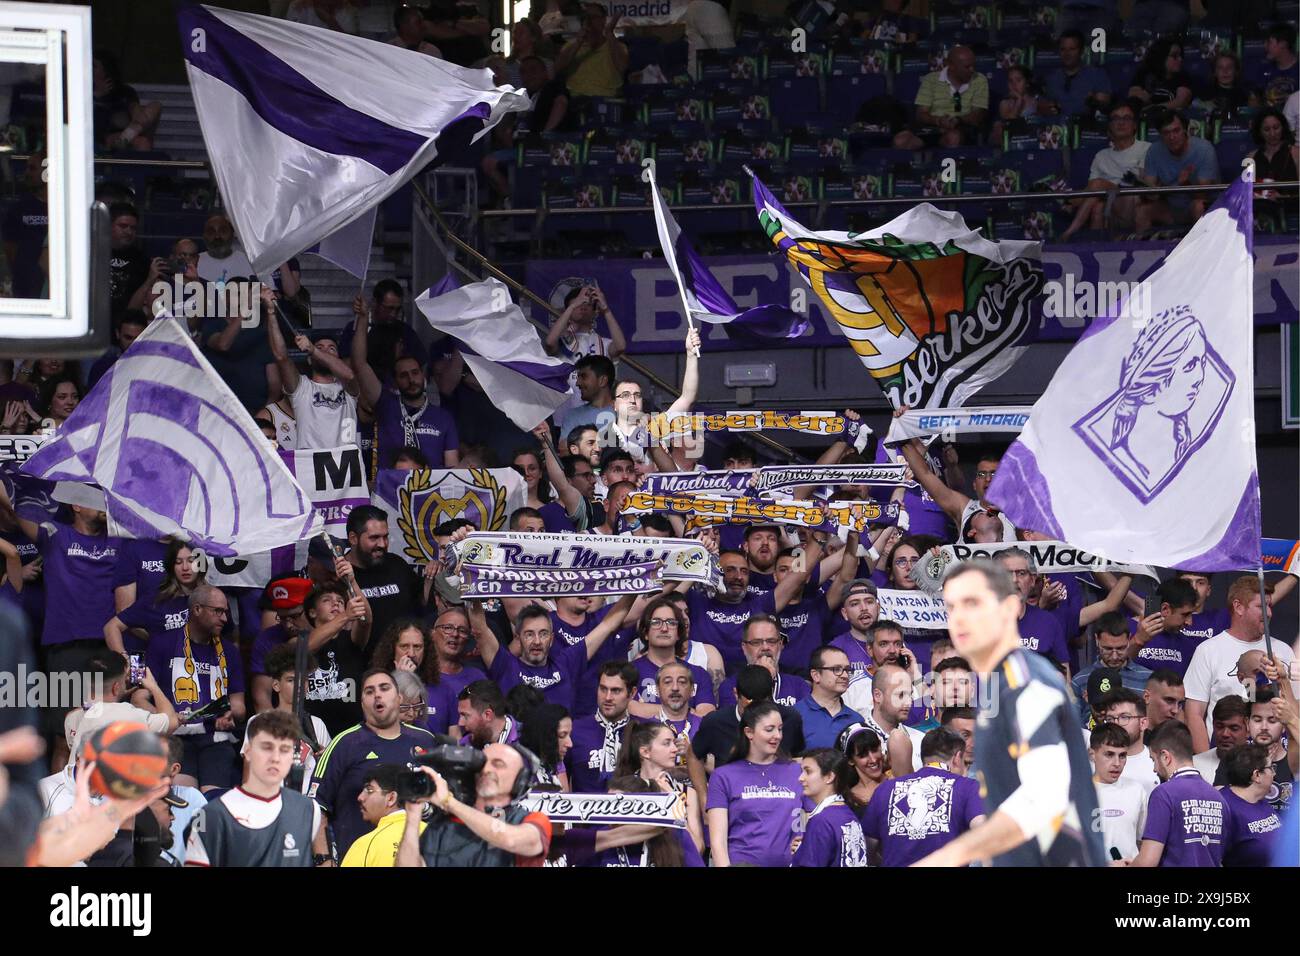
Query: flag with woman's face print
989 173 1261 569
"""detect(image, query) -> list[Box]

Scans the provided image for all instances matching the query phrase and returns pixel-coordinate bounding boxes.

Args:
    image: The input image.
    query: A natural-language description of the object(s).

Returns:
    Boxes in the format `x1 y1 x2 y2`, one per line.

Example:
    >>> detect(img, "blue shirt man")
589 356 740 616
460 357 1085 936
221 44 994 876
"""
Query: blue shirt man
794 646 865 749
1071 618 1152 725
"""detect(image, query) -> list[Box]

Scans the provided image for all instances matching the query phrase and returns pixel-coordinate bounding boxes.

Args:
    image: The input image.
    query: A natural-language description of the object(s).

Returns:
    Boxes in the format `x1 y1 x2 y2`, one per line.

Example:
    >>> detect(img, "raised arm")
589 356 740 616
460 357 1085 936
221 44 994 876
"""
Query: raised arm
896 432 968 524
264 286 301 396
1078 573 1133 628
544 297 578 357
663 328 700 416
583 594 636 662
466 599 502 669
348 295 384 409
0 479 38 542
532 422 584 521
298 333 358 397
593 285 626 362
773 534 823 612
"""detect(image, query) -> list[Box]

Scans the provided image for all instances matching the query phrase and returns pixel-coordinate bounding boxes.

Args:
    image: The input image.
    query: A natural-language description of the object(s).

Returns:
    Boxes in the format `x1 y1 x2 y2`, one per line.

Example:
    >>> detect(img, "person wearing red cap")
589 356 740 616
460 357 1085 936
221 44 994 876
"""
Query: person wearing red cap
250 577 314 714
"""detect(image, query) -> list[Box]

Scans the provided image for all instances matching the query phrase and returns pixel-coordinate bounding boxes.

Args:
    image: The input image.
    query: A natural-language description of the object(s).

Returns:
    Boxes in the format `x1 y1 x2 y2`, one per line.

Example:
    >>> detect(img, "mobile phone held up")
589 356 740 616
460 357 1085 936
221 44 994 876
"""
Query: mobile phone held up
127 654 146 688
1143 593 1162 619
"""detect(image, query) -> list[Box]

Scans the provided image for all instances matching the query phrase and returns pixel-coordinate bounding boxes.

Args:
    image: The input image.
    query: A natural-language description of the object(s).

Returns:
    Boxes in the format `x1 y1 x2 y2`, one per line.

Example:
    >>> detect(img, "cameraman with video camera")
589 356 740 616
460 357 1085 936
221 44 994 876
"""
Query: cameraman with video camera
394 741 552 867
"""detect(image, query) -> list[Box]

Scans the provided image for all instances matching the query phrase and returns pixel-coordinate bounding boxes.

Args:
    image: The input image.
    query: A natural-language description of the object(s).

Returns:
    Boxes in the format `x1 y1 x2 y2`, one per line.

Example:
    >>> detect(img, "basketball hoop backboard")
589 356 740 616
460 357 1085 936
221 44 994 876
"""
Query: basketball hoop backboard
0 3 106 357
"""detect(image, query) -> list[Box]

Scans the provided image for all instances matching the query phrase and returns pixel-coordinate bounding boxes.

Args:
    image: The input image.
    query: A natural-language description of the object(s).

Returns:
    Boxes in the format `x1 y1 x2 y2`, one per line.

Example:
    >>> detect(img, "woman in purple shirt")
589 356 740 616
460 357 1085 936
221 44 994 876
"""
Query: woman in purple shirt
793 748 869 867
1220 744 1283 867
706 701 805 867
104 539 203 655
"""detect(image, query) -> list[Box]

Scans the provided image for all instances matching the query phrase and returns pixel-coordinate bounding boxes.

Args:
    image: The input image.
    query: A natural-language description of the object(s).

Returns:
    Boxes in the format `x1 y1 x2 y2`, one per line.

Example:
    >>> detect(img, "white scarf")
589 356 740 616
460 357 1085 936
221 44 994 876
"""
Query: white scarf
595 712 629 771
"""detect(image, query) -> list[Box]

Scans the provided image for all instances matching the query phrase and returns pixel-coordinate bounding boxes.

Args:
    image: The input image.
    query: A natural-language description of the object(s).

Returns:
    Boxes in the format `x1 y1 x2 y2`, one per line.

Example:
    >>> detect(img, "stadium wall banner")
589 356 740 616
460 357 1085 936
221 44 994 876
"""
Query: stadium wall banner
449 531 721 589
279 446 370 538
525 238 1298 353
373 467 527 564
875 588 950 629
910 540 1160 594
0 433 50 462
519 791 686 828
605 0 689 25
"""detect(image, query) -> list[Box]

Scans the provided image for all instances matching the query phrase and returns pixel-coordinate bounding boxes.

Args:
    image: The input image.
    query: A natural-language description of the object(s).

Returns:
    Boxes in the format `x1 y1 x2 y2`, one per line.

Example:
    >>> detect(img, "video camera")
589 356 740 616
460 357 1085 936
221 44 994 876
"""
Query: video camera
397 744 486 806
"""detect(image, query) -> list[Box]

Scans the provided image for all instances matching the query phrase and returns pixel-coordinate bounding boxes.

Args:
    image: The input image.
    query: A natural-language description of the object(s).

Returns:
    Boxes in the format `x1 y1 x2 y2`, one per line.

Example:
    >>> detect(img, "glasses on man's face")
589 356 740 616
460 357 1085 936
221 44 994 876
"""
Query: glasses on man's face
398 702 425 715
816 665 852 675
615 391 641 401
1105 713 1142 724
648 618 679 630
743 637 781 648
435 624 469 636
203 605 230 617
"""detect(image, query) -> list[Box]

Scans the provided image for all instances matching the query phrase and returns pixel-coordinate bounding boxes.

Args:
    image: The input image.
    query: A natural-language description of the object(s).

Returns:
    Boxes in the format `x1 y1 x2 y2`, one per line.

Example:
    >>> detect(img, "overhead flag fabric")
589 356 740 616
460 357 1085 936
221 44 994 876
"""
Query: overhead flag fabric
22 316 321 555
989 173 1261 569
178 4 530 275
648 164 810 343
416 278 574 432
750 172 1043 410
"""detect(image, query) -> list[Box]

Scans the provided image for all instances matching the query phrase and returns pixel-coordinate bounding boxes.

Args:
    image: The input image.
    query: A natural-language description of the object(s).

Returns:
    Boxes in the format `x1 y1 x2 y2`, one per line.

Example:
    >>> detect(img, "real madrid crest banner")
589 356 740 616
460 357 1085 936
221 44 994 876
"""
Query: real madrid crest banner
372 467 527 564
750 172 1043 411
989 172 1261 569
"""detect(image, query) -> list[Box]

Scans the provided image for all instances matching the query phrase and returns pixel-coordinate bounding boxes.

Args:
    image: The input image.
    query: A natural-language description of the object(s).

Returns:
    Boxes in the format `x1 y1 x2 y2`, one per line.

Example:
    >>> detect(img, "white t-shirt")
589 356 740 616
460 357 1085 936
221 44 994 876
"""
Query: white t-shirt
266 401 298 450
684 0 735 76
1089 140 1152 185
1184 631 1297 739
65 701 171 761
1095 777 1147 859
1120 745 1158 796
196 247 255 284
1192 749 1220 785
1283 90 1299 136
289 375 358 450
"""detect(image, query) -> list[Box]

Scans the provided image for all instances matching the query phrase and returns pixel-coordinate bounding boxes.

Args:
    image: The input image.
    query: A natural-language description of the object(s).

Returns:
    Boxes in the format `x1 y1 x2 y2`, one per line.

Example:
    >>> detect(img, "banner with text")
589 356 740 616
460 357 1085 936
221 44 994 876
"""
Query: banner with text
884 406 1032 445
649 410 870 451
0 433 50 463
459 561 664 597
750 464 914 495
1262 538 1300 577
281 446 370 537
622 490 899 533
876 588 950 629
910 540 1159 594
518 791 685 828
525 238 1298 353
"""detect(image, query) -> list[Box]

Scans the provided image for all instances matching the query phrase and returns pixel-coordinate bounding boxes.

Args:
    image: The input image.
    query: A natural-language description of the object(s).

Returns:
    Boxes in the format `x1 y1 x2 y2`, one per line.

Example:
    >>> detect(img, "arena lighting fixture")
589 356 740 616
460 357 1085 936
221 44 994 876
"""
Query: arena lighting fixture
724 363 778 388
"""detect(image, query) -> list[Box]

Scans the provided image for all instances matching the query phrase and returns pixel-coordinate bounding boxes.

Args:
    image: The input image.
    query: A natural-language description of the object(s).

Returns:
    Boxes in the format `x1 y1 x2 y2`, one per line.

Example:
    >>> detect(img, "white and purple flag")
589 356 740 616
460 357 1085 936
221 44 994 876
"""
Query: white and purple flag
990 172 1261 569
416 278 574 432
177 4 530 276
647 165 811 343
21 316 321 556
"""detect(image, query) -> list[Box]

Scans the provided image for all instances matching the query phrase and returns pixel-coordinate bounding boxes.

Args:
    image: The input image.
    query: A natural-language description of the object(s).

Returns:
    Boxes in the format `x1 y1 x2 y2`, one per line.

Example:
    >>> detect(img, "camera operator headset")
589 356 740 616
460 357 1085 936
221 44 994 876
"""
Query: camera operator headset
395 742 552 868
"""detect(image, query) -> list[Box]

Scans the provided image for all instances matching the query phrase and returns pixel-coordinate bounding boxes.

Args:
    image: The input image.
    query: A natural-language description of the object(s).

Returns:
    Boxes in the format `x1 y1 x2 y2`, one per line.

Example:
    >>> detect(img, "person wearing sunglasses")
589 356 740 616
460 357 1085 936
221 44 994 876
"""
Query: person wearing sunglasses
795 646 864 749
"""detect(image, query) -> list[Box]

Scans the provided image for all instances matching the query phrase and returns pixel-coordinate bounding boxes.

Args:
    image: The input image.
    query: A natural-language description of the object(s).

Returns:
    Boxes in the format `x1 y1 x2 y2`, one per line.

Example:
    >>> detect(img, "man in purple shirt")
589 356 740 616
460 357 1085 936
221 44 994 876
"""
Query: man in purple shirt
353 325 460 467
718 614 811 710
742 524 781 595
830 579 881 681
684 543 817 672
1127 577 1205 677
468 595 634 712
995 548 1070 675
565 661 635 793
861 728 984 866
1173 571 1232 642
1130 721 1228 867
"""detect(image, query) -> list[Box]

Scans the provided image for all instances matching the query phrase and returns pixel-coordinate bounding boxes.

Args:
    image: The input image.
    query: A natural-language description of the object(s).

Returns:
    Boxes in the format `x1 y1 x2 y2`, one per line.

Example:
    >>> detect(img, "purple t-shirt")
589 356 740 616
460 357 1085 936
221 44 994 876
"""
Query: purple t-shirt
486 639 589 711
438 664 487 703
0 527 42 626
718 672 810 710
686 587 777 672
861 766 984 867
112 538 169 600
745 569 775 597
1041 572 1086 671
1142 768 1229 867
633 655 714 710
1017 605 1068 666
829 632 874 682
250 623 291 676
538 501 576 533
373 391 458 468
778 589 830 674
423 680 459 736
564 714 628 793
1219 786 1281 867
793 799 868 867
145 629 246 731
117 594 190 655
1128 612 1222 677
37 523 121 647
551 605 612 648
706 758 806 867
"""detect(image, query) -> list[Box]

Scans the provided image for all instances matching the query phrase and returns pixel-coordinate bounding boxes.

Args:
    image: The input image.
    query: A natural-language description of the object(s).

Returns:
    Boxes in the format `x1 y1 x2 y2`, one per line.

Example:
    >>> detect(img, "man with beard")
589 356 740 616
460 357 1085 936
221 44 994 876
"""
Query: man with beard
565 424 601 468
343 506 423 658
310 669 439 863
1072 612 1154 725
843 620 924 718
338 280 426 380
717 615 810 710
267 285 360 450
831 579 882 682
1247 688 1295 813
742 524 781 595
684 543 818 673
352 321 459 467
195 214 253 282
565 662 636 792
644 661 703 764
470 596 635 712
107 202 151 322
557 354 615 439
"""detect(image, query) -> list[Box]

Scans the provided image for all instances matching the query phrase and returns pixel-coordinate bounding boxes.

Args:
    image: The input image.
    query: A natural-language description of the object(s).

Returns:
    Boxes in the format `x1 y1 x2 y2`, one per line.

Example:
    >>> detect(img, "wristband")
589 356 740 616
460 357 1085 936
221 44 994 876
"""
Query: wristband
313 853 332 865
866 546 880 561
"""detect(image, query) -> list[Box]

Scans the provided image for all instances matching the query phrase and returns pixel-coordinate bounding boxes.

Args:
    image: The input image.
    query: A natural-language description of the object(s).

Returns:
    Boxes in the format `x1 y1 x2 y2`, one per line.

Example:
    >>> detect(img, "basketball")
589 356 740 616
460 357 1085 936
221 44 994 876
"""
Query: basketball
82 721 167 800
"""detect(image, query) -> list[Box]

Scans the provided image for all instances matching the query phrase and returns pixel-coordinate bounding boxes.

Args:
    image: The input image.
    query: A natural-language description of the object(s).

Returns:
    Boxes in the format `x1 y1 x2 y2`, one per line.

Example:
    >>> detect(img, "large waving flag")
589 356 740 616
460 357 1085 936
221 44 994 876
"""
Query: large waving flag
648 165 810 342
22 316 321 556
989 173 1260 569
177 5 530 275
417 278 574 431
751 172 1043 409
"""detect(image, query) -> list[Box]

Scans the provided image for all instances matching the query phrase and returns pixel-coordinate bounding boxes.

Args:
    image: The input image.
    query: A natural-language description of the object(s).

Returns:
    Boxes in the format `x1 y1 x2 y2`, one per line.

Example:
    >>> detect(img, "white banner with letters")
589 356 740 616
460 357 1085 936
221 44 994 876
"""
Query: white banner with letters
884 406 1032 445
876 588 950 630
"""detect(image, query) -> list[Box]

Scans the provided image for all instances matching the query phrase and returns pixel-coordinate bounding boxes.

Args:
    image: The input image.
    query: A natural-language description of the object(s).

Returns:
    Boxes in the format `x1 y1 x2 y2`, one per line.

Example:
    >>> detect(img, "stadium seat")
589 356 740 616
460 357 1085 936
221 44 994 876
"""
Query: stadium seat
825 74 888 123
